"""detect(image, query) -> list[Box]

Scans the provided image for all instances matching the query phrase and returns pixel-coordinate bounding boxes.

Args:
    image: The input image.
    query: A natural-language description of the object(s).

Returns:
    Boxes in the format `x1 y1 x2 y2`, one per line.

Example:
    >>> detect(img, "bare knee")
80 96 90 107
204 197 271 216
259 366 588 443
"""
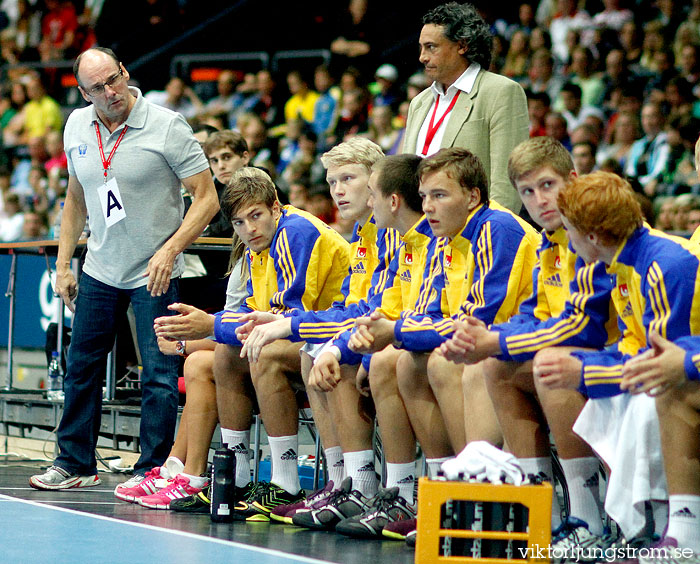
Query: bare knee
427 352 460 389
183 350 214 386
213 343 247 385
397 351 428 396
462 363 486 390
368 348 397 390
483 357 512 385
249 341 301 393
251 345 282 381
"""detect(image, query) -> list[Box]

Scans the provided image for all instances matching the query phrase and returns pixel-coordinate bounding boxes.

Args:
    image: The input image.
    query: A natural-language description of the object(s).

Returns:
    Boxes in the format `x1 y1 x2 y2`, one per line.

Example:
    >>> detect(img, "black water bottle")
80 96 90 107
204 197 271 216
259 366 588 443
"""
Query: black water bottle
211 448 236 522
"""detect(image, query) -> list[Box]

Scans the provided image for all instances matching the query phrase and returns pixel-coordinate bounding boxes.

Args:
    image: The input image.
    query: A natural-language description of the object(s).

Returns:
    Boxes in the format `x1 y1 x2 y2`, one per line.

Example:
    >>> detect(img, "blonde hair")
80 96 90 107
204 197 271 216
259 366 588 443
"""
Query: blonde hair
508 136 574 187
320 137 384 174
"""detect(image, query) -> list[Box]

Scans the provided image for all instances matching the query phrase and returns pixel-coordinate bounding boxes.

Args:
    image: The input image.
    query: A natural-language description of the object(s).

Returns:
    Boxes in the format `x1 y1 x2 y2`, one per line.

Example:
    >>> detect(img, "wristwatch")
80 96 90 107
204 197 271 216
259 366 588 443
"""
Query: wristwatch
175 340 187 357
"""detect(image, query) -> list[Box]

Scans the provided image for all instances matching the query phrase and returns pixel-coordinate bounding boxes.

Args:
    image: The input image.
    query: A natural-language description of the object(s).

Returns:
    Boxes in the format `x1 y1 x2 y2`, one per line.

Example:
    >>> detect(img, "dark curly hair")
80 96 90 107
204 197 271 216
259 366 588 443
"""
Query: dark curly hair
422 2 492 69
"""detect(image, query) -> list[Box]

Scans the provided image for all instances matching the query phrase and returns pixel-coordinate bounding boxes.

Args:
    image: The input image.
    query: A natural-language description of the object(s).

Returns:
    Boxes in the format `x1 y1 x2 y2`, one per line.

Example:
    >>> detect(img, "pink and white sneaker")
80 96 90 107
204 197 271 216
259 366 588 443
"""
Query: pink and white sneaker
114 467 168 503
137 475 206 510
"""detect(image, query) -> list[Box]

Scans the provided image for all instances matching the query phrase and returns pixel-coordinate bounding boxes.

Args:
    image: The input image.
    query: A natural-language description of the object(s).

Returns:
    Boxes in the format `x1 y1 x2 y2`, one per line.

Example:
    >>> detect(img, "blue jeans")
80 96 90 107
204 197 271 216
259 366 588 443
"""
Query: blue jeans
55 273 180 475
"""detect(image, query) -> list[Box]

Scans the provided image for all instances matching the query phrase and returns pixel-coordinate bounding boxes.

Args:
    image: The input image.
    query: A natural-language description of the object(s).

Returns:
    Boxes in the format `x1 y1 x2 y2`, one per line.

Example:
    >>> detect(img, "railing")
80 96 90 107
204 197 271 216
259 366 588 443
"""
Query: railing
169 52 270 80
270 49 331 73
0 46 333 114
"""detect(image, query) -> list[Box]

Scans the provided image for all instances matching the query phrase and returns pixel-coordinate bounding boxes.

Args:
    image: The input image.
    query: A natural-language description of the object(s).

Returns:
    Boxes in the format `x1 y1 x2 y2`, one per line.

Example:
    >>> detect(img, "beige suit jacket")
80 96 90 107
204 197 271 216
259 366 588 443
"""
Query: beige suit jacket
403 69 529 214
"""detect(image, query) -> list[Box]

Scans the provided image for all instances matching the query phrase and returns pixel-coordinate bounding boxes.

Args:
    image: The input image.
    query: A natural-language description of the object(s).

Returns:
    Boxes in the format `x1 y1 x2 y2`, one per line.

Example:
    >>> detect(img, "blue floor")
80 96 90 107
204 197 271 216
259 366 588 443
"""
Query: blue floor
0 493 331 564
0 463 416 564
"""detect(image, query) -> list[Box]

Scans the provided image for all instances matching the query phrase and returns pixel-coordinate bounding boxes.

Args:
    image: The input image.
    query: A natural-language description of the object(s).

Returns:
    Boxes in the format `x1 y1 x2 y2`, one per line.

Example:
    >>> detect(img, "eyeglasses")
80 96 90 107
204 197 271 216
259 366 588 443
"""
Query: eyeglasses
84 68 124 97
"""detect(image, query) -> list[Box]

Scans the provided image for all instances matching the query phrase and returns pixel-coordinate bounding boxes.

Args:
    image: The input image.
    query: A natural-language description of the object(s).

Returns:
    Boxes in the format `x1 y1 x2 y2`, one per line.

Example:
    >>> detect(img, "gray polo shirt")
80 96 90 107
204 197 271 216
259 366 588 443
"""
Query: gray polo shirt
64 87 209 289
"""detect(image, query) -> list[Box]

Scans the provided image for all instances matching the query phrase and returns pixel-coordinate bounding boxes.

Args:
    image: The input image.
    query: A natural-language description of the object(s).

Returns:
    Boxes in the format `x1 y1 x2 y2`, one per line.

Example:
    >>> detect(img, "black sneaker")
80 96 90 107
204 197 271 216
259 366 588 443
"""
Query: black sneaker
234 481 305 522
336 486 416 539
270 480 335 524
292 476 369 531
171 482 257 514
170 484 212 514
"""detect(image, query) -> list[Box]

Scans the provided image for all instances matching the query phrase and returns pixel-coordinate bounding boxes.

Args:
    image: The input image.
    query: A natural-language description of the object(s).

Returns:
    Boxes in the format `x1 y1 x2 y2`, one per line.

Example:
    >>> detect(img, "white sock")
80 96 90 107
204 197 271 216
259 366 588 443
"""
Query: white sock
520 456 562 529
344 450 378 499
324 446 344 489
652 500 669 537
426 456 452 479
560 457 604 535
268 434 301 495
386 461 417 505
162 456 184 479
667 495 700 554
181 472 208 489
221 428 251 488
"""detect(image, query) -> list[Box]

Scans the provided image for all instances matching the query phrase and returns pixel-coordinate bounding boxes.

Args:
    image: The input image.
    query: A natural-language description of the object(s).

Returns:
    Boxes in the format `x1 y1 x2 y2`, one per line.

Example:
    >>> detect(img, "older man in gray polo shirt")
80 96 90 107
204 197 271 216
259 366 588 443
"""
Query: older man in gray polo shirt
30 47 219 491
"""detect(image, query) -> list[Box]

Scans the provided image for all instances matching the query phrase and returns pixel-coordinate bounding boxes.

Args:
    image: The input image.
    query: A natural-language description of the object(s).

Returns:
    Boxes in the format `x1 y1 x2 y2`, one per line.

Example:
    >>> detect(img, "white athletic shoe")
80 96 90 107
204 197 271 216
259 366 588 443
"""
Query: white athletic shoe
29 465 101 490
551 517 612 563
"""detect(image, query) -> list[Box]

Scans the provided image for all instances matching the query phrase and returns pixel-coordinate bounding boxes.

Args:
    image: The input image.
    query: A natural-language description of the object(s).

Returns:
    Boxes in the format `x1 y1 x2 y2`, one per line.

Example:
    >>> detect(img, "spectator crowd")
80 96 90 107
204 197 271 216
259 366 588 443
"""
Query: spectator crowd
13 2 700 561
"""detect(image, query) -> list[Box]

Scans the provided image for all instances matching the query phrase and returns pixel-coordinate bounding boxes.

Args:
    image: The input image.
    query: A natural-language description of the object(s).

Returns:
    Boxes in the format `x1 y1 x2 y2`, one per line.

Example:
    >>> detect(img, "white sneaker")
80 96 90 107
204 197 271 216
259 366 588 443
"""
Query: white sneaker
114 467 169 502
29 465 101 490
551 517 611 563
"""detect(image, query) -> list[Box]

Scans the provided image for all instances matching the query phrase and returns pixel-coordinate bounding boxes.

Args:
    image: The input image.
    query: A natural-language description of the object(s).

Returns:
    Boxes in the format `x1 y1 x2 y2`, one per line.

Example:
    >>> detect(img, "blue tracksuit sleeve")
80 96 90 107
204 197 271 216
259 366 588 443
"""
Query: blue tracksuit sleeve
211 255 257 346
685 354 700 381
332 328 364 366
289 305 358 343
495 261 613 362
289 227 399 342
214 310 248 347
571 349 628 399
393 240 449 352
678 336 700 381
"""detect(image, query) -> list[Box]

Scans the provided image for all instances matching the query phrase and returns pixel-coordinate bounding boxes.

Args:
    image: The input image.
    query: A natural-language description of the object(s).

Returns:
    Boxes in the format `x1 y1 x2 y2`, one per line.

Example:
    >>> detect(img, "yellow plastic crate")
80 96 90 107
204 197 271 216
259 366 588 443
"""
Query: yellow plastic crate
416 477 552 564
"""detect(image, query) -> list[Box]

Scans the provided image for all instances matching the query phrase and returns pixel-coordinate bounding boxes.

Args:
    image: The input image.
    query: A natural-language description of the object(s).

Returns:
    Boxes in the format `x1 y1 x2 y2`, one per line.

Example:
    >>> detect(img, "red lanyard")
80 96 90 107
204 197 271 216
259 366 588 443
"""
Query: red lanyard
421 91 461 156
94 122 128 180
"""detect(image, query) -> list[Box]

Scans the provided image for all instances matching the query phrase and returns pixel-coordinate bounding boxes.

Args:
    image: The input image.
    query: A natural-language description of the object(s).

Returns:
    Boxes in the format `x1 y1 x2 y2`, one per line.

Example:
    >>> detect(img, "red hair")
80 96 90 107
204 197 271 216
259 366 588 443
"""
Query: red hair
557 172 642 246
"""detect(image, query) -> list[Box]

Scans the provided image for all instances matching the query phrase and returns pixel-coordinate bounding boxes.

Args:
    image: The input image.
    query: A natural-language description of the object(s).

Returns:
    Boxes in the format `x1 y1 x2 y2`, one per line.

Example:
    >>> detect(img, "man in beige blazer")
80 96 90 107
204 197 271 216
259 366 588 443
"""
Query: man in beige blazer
403 2 528 214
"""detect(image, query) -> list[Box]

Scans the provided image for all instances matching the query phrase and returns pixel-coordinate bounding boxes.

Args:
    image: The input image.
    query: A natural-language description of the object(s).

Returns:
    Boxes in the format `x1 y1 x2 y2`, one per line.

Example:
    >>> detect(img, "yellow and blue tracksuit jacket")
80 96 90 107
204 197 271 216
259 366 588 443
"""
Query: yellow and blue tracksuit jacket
214 205 350 346
287 214 400 342
691 225 700 246
574 226 700 397
333 215 436 365
669 336 700 381
393 202 540 352
491 227 620 362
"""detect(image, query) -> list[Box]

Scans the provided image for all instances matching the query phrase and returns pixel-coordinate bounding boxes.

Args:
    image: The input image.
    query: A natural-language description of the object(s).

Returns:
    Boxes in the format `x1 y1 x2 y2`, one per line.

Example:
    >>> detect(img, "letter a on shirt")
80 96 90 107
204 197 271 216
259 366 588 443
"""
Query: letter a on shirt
97 178 126 227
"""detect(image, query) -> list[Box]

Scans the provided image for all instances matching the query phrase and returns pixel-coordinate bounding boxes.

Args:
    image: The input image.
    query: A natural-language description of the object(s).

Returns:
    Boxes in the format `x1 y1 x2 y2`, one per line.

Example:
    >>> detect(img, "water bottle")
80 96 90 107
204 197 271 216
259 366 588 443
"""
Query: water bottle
47 351 64 401
52 201 64 240
210 448 236 522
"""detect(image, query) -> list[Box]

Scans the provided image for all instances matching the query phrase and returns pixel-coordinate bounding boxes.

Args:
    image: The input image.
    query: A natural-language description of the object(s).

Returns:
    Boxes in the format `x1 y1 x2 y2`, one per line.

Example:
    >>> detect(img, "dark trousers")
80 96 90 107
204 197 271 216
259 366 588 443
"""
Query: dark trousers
55 273 180 475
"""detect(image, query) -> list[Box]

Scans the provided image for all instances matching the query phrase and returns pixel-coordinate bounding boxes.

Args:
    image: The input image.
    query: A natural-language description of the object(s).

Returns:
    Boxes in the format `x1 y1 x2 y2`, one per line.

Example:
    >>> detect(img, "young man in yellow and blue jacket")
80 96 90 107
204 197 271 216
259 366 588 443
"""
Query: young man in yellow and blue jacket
303 154 433 537
237 138 400 521
439 139 624 549
152 166 350 522
537 171 700 557
347 148 539 539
